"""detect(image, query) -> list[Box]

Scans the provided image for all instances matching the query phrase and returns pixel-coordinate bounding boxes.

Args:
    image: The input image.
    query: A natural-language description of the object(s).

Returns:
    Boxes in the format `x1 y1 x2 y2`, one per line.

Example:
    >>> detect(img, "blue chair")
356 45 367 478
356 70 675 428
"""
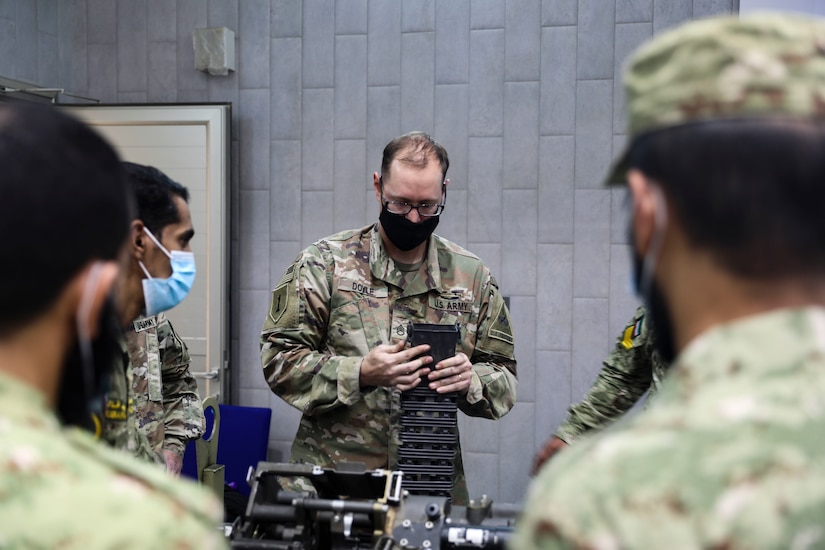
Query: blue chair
183 403 272 498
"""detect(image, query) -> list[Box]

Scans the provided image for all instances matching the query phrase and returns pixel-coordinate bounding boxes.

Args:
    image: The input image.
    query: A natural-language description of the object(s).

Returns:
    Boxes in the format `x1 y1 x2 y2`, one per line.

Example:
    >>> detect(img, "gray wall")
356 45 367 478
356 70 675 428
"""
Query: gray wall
0 0 76 92
3 0 738 504
740 0 825 15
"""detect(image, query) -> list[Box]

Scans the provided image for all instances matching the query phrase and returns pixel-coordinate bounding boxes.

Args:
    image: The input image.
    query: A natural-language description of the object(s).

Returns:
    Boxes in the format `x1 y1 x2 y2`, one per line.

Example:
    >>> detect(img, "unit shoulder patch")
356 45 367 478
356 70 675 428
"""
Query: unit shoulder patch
268 284 289 326
620 315 645 349
268 263 299 327
487 301 514 345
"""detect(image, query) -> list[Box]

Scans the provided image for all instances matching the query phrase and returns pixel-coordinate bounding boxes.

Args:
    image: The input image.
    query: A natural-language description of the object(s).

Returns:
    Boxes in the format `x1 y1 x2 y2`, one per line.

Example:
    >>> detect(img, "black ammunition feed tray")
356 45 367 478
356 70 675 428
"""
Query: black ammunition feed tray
398 322 461 499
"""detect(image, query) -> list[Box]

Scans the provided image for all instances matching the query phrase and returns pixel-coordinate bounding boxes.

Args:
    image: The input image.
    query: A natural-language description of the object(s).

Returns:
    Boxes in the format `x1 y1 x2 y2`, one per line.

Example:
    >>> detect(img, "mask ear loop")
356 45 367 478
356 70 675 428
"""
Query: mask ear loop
142 227 172 258
76 262 104 398
138 227 172 280
138 261 153 279
639 185 669 299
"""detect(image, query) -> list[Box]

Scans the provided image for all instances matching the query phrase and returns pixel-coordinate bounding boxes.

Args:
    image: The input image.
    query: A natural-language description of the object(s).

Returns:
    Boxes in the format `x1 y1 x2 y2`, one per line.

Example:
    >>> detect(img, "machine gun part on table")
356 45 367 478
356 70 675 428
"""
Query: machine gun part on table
228 462 519 550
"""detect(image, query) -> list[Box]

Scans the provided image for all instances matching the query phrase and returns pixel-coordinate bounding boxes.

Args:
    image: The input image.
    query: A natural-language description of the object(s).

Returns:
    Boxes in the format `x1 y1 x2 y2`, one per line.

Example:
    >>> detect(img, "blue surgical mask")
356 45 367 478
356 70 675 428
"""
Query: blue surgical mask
138 227 196 316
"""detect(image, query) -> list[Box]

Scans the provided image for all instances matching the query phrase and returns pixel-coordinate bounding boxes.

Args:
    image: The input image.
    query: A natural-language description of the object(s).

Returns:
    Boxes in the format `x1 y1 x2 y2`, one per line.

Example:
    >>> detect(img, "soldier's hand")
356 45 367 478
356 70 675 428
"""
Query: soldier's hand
359 340 432 390
531 436 569 476
162 449 183 477
427 352 472 394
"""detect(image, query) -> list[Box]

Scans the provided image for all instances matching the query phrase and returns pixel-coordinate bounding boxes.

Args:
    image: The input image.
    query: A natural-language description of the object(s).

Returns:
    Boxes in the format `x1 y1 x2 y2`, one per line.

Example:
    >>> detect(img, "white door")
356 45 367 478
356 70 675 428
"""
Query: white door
62 104 231 402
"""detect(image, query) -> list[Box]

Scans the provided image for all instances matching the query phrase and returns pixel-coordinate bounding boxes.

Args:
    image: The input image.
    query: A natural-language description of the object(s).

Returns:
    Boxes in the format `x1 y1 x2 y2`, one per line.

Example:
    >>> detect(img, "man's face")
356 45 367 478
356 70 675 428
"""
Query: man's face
377 158 445 223
143 195 194 279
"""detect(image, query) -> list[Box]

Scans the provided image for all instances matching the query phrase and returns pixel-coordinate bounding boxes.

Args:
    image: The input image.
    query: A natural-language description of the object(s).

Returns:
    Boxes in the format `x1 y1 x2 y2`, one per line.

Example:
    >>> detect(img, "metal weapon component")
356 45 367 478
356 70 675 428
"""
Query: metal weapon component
228 462 519 550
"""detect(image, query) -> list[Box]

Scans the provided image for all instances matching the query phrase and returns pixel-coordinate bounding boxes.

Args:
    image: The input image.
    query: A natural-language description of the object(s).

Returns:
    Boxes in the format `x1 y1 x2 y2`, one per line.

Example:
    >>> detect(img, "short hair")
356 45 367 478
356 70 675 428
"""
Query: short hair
629 118 825 279
122 162 190 236
381 131 450 182
0 102 132 334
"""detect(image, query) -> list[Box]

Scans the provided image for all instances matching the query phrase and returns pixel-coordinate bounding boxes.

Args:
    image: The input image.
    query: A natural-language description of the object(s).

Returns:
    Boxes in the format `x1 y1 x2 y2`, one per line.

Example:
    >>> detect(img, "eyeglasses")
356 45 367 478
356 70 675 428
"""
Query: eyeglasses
380 177 446 218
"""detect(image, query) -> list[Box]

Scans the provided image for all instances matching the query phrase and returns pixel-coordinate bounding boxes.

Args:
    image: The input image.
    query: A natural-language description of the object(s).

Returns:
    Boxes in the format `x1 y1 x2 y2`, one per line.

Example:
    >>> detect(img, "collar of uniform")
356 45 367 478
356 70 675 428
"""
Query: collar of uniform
0 370 60 430
117 331 128 356
671 306 825 387
369 223 443 292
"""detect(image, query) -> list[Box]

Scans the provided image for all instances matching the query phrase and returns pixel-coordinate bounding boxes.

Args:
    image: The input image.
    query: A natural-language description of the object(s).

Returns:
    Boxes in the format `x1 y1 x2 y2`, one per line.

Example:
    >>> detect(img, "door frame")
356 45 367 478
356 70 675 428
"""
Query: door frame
62 103 232 401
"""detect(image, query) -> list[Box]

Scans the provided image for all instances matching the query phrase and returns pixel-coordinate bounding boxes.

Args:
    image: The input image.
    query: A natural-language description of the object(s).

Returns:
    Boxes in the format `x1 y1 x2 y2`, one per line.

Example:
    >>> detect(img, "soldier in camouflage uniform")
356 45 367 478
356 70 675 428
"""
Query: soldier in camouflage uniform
0 102 226 548
100 162 204 475
515 13 825 548
101 312 204 466
532 305 668 474
261 132 517 504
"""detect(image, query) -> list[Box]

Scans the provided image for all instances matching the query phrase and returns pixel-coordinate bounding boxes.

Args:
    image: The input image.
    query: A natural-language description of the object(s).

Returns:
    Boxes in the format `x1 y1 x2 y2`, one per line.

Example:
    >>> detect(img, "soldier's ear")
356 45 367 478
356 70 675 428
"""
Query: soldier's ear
130 220 147 260
627 170 658 259
373 172 382 206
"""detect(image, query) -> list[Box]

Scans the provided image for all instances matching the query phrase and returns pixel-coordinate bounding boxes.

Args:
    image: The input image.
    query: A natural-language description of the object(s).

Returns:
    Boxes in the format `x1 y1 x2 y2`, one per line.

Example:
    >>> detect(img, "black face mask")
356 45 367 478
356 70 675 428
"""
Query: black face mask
379 206 440 251
631 229 677 365
56 296 122 430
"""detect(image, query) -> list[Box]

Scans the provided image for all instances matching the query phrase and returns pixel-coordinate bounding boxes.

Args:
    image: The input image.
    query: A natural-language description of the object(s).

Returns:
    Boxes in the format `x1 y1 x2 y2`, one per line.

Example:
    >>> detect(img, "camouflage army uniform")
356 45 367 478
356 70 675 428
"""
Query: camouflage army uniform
514 307 825 549
261 224 517 504
0 370 227 549
99 333 155 460
101 313 204 463
515 12 825 549
555 305 668 444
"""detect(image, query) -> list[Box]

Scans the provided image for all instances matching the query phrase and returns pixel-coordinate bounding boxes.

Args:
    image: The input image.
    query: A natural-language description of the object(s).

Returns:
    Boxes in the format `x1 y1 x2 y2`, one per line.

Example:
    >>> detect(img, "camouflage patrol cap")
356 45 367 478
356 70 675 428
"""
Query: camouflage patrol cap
608 12 825 184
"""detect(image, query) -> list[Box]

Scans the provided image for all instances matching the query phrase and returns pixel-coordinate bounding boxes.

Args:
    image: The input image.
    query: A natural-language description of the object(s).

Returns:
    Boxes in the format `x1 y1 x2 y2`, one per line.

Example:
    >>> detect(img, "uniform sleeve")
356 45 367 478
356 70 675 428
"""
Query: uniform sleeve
260 246 363 417
511 434 628 550
157 315 204 456
458 274 518 420
554 306 654 444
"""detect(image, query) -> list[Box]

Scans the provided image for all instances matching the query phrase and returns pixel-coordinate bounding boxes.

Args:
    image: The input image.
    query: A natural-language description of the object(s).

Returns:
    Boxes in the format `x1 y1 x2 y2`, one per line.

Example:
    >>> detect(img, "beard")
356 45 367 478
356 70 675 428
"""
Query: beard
56 296 121 430
631 236 677 366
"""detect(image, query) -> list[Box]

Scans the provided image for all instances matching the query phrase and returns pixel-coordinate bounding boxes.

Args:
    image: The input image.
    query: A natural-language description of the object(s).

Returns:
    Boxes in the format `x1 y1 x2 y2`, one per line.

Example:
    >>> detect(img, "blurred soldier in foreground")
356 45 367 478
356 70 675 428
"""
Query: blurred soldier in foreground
531 305 667 474
0 101 225 548
101 162 203 475
515 13 825 548
261 131 517 504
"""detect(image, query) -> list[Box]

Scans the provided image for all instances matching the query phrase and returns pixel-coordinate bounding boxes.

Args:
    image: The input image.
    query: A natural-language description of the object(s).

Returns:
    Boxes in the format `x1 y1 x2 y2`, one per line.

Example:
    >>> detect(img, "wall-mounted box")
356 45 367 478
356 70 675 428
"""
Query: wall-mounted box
193 27 236 76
